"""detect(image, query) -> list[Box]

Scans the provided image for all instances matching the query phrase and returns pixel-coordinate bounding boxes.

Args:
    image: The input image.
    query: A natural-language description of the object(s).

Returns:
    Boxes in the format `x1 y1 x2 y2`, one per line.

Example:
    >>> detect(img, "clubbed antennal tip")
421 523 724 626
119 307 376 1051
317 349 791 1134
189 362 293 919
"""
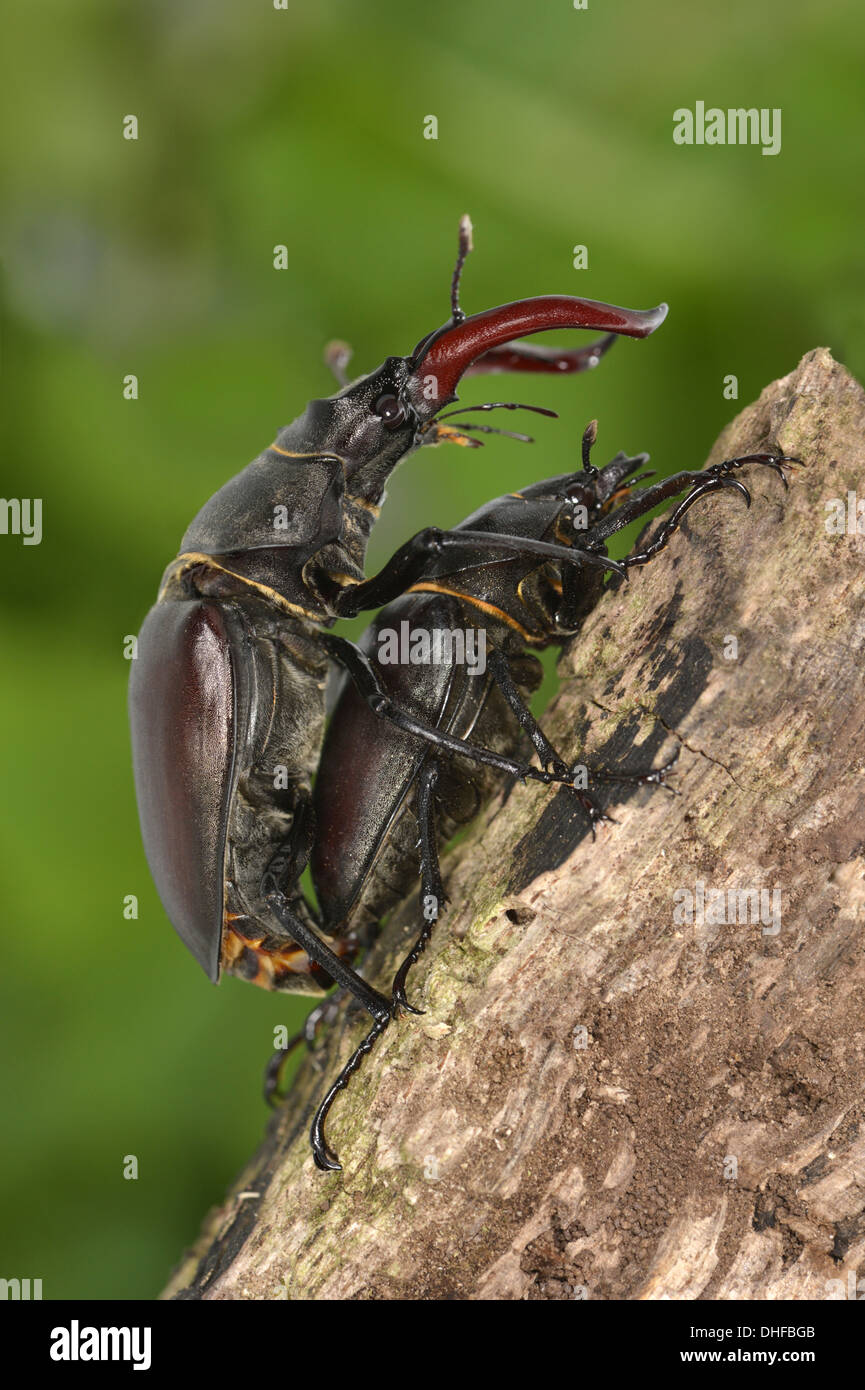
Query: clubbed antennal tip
451 214 474 324
582 419 599 476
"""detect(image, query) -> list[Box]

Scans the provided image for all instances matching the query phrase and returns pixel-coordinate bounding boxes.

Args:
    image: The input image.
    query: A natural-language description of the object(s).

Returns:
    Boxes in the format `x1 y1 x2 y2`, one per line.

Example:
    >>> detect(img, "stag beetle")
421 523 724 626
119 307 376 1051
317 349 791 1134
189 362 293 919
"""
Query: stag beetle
282 426 800 1168
128 219 668 1142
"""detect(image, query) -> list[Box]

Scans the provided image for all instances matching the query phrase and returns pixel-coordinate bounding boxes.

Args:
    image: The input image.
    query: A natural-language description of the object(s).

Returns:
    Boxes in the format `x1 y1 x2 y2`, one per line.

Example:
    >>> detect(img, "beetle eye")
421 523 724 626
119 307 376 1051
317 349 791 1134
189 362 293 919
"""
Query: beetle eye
373 393 407 429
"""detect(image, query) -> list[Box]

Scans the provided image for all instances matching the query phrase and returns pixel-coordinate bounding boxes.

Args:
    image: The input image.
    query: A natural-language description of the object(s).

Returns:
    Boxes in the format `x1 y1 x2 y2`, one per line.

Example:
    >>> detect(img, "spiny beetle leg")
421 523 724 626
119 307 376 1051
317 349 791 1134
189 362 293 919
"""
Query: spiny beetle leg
589 747 682 795
575 792 617 841
483 646 617 838
263 1030 305 1107
486 646 570 781
260 881 392 1171
392 762 446 1015
570 751 682 834
263 883 392 1022
307 775 453 1163
569 749 682 835
708 452 803 487
625 478 753 567
587 453 802 566
322 633 589 792
330 527 625 618
311 1013 393 1172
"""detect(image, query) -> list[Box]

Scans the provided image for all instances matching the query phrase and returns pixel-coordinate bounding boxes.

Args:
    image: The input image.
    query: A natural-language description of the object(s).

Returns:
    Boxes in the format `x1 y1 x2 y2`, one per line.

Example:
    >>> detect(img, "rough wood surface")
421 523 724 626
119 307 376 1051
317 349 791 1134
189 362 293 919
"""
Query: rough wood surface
164 349 865 1301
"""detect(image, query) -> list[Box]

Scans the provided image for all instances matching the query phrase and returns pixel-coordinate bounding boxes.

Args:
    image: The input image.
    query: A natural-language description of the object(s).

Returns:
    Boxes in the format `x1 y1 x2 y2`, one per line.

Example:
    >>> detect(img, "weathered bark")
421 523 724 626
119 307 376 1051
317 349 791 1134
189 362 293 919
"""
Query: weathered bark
164 349 865 1301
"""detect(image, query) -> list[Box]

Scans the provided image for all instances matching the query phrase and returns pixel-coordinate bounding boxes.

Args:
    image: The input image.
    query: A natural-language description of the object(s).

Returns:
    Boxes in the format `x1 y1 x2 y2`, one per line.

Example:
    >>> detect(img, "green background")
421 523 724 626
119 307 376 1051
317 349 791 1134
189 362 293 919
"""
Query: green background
1 0 862 1299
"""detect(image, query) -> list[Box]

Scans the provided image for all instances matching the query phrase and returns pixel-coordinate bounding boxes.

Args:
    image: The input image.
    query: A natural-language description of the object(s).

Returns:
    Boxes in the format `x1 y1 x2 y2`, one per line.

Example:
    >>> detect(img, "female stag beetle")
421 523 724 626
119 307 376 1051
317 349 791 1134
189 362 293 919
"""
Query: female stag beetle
294 425 800 1168
128 218 667 1157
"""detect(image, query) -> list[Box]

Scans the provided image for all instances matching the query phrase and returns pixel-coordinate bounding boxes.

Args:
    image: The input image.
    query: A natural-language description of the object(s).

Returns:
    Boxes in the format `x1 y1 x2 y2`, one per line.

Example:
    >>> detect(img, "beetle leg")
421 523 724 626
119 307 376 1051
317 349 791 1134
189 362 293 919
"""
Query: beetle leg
261 890 393 1173
331 526 626 618
392 762 447 1014
263 1039 298 1106
486 646 681 832
585 453 802 561
624 455 802 567
486 647 567 776
262 882 392 1023
263 991 351 1107
484 647 613 838
256 790 316 896
589 746 682 796
322 632 587 791
311 1013 394 1171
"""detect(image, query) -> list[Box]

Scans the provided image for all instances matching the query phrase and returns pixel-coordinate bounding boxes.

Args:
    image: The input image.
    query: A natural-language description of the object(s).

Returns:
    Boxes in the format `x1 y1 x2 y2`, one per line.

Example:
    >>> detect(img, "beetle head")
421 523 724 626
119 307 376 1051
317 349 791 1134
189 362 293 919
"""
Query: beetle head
292 356 418 492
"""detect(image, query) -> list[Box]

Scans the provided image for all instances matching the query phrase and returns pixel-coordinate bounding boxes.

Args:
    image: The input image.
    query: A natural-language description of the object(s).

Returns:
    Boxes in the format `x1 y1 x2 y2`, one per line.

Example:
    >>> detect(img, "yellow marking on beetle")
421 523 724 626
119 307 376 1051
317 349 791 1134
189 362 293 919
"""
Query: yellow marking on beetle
515 576 537 612
406 581 541 643
221 920 354 994
327 571 362 587
162 553 321 621
603 485 636 512
267 444 346 463
222 925 315 992
345 494 381 518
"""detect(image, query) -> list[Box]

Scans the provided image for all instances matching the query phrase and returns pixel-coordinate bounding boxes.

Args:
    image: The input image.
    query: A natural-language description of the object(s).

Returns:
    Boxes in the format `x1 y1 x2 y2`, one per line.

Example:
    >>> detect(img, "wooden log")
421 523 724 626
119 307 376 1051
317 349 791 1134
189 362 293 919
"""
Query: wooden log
164 348 865 1301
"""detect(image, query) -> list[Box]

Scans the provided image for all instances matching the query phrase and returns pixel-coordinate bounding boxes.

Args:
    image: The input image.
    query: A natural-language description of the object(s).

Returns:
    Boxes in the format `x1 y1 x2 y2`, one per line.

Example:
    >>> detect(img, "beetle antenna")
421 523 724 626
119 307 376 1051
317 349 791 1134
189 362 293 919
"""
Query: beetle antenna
435 401 557 423
450 214 474 323
582 419 599 477
444 421 536 443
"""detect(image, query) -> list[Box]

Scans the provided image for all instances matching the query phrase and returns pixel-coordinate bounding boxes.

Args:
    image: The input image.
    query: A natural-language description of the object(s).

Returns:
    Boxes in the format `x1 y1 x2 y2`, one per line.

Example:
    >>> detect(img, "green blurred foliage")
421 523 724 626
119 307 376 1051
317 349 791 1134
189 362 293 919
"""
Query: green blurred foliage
0 0 862 1298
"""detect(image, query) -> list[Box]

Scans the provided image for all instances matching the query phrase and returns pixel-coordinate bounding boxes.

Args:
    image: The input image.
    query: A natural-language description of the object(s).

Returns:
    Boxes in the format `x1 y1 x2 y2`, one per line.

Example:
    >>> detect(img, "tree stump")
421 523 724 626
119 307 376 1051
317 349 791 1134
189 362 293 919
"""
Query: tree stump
164 348 865 1301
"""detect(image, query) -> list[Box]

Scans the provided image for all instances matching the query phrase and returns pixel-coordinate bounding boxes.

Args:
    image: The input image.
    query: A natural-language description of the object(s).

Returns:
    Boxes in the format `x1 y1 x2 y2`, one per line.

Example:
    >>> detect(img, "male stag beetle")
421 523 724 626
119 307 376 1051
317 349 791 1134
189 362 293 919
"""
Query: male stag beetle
293 425 800 1167
128 218 666 1160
